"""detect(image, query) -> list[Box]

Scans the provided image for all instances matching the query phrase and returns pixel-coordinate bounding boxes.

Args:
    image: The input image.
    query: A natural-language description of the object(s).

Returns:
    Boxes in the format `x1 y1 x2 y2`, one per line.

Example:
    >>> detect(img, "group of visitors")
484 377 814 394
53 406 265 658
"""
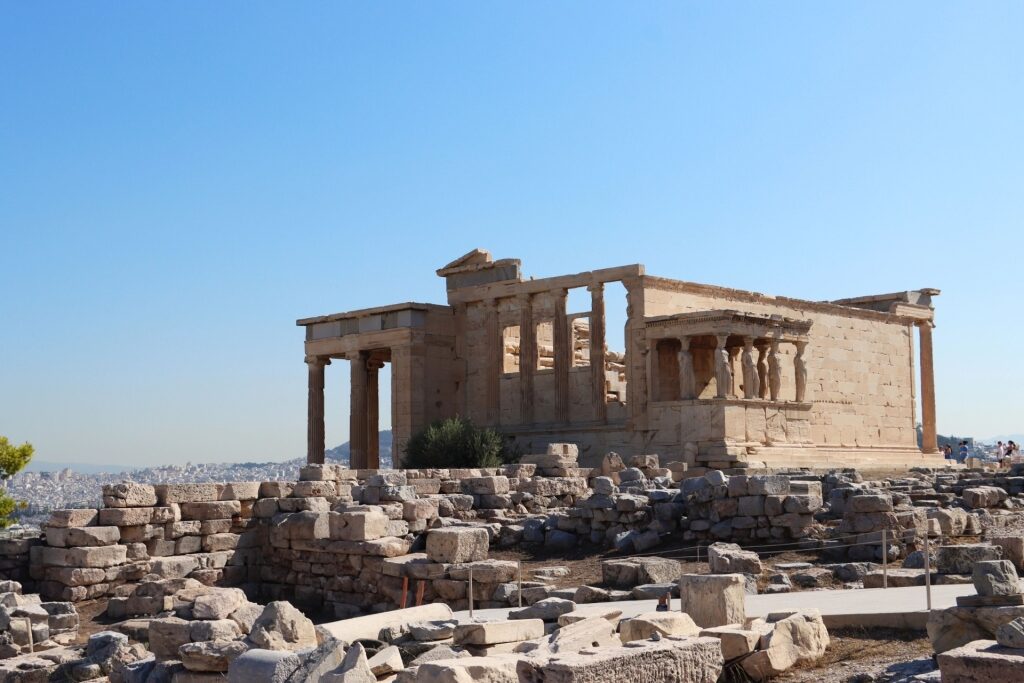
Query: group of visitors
941 441 972 463
997 440 1020 467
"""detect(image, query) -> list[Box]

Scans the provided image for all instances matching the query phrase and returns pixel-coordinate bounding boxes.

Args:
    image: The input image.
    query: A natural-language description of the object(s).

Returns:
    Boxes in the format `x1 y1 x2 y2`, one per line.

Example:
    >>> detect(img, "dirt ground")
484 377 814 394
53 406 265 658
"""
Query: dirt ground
490 540 831 590
777 628 936 683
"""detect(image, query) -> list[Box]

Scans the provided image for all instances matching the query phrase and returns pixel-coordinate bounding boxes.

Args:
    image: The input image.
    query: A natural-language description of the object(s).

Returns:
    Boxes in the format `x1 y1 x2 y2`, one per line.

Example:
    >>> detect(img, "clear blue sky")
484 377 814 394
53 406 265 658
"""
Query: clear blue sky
2 3 1021 466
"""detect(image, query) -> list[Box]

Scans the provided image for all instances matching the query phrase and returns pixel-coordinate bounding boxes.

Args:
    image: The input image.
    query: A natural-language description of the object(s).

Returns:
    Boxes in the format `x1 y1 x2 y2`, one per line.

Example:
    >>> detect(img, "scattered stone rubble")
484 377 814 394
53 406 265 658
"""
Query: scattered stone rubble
0 580 78 661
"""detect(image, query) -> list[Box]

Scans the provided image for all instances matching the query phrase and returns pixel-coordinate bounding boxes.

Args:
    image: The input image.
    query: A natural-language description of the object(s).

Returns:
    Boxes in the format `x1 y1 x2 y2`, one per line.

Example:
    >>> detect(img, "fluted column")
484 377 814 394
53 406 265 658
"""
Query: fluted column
917 322 938 453
767 340 782 401
794 341 808 403
366 357 385 469
518 295 536 425
306 356 329 464
349 351 369 469
588 283 607 423
714 334 732 399
678 336 696 399
741 337 759 400
485 300 501 425
553 288 570 422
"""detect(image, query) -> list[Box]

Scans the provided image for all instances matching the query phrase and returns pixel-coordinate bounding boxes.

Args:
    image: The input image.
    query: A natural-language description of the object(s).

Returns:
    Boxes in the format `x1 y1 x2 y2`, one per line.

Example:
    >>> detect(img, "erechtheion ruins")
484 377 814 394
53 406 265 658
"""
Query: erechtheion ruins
298 249 945 472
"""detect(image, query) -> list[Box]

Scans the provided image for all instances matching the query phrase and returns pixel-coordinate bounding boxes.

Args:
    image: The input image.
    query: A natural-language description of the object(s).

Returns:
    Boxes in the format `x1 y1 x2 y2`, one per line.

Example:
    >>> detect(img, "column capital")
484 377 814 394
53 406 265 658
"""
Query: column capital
586 281 605 294
915 320 935 330
305 355 330 367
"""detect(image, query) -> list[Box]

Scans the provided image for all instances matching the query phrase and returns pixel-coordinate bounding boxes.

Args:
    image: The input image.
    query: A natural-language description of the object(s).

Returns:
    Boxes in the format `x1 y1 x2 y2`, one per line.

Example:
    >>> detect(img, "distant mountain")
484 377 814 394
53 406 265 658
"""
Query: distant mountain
326 431 394 468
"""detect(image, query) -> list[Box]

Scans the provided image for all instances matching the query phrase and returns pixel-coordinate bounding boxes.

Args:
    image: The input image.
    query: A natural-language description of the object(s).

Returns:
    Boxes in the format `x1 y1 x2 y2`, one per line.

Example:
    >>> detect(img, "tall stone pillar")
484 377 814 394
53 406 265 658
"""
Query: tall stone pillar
553 288 570 423
306 356 329 464
588 283 607 423
485 300 501 426
741 338 759 400
366 357 384 469
794 341 808 403
767 341 782 401
756 342 769 399
518 295 536 425
349 351 369 469
917 322 938 453
714 335 732 399
678 337 696 399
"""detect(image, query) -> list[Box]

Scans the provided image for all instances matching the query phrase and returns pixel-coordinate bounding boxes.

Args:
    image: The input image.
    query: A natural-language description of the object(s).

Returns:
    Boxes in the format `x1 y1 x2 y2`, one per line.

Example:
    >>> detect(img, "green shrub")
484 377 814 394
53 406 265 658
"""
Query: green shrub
0 436 34 529
403 417 516 469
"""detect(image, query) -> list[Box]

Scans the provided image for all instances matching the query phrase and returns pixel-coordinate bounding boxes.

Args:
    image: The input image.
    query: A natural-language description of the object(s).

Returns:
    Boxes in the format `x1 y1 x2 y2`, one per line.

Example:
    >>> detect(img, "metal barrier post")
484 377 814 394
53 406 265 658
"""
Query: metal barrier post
882 529 888 589
468 567 474 617
517 560 523 608
924 533 932 611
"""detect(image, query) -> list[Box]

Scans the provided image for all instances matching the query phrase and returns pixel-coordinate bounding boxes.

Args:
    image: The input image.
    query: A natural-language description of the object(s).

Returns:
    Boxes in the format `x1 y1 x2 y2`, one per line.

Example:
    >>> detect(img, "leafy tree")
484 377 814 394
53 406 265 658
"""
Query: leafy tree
403 417 517 469
0 436 34 529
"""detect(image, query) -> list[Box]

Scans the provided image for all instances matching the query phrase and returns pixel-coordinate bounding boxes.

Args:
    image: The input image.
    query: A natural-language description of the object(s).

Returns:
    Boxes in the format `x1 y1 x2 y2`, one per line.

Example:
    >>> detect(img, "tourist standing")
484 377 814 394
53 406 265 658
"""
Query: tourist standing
958 441 969 463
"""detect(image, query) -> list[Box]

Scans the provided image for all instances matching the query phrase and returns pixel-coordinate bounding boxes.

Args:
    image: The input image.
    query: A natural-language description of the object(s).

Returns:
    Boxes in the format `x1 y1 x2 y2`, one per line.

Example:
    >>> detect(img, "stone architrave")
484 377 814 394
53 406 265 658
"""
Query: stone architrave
794 341 808 403
741 337 759 400
768 340 782 401
678 337 696 400
714 335 732 399
755 342 769 399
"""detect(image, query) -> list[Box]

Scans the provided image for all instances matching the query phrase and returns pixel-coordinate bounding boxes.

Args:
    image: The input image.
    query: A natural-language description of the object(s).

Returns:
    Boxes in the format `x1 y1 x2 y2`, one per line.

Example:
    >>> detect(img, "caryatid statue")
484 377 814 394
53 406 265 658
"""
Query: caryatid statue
715 335 732 399
756 342 769 398
768 340 782 401
741 337 759 400
794 341 808 402
678 337 696 399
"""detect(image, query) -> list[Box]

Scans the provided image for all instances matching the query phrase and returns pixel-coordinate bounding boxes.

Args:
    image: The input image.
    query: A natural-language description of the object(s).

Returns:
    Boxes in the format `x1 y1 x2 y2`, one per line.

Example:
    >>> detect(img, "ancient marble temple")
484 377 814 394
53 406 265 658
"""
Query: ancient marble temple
298 250 944 471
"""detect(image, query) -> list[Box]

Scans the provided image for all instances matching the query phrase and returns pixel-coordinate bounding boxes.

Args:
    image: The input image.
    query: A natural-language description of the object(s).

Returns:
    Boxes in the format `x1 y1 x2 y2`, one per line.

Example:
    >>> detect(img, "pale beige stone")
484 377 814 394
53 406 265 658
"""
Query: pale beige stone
619 611 701 643
453 619 544 646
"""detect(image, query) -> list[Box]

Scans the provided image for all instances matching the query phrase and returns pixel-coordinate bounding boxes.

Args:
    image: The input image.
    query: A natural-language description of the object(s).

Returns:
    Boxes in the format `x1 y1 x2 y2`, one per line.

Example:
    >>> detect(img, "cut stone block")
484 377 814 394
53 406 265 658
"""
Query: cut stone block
426 528 489 564
620 611 700 642
678 574 746 628
454 619 544 646
937 639 1024 682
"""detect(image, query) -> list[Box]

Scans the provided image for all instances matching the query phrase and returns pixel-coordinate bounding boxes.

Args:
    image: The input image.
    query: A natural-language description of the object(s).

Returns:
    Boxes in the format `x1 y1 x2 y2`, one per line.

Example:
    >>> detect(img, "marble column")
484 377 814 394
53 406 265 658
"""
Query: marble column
714 334 732 399
794 341 808 403
485 300 501 425
768 340 782 401
306 356 329 464
917 322 939 453
756 342 769 399
588 283 607 423
741 337 759 400
553 288 570 422
518 295 536 425
678 336 696 399
366 356 385 469
349 351 369 469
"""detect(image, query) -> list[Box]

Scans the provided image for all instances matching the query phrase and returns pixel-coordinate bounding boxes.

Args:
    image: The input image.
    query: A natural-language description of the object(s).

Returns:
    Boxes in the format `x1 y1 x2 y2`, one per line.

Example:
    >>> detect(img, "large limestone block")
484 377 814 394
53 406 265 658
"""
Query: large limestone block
973 560 1021 596
41 545 127 568
47 509 99 528
45 526 120 548
150 556 200 579
510 598 576 622
740 610 829 681
149 617 192 657
962 486 1009 510
937 544 1003 575
516 636 724 683
335 510 389 542
619 611 700 642
463 477 510 495
193 588 247 620
707 543 763 575
416 655 523 683
928 605 1024 653
454 619 544 646
937 639 1024 682
521 616 619 653
699 626 760 661
226 649 301 683
321 603 453 642
179 639 250 672
601 557 681 588
990 536 1024 572
447 560 518 583
678 574 746 627
156 484 221 504
102 483 158 508
98 507 154 526
180 501 241 521
426 528 489 564
248 601 318 651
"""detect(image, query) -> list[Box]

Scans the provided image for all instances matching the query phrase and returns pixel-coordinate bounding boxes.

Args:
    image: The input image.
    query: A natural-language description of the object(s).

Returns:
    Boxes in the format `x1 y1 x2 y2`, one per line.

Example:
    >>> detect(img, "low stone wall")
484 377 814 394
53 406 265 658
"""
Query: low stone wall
0 534 42 591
